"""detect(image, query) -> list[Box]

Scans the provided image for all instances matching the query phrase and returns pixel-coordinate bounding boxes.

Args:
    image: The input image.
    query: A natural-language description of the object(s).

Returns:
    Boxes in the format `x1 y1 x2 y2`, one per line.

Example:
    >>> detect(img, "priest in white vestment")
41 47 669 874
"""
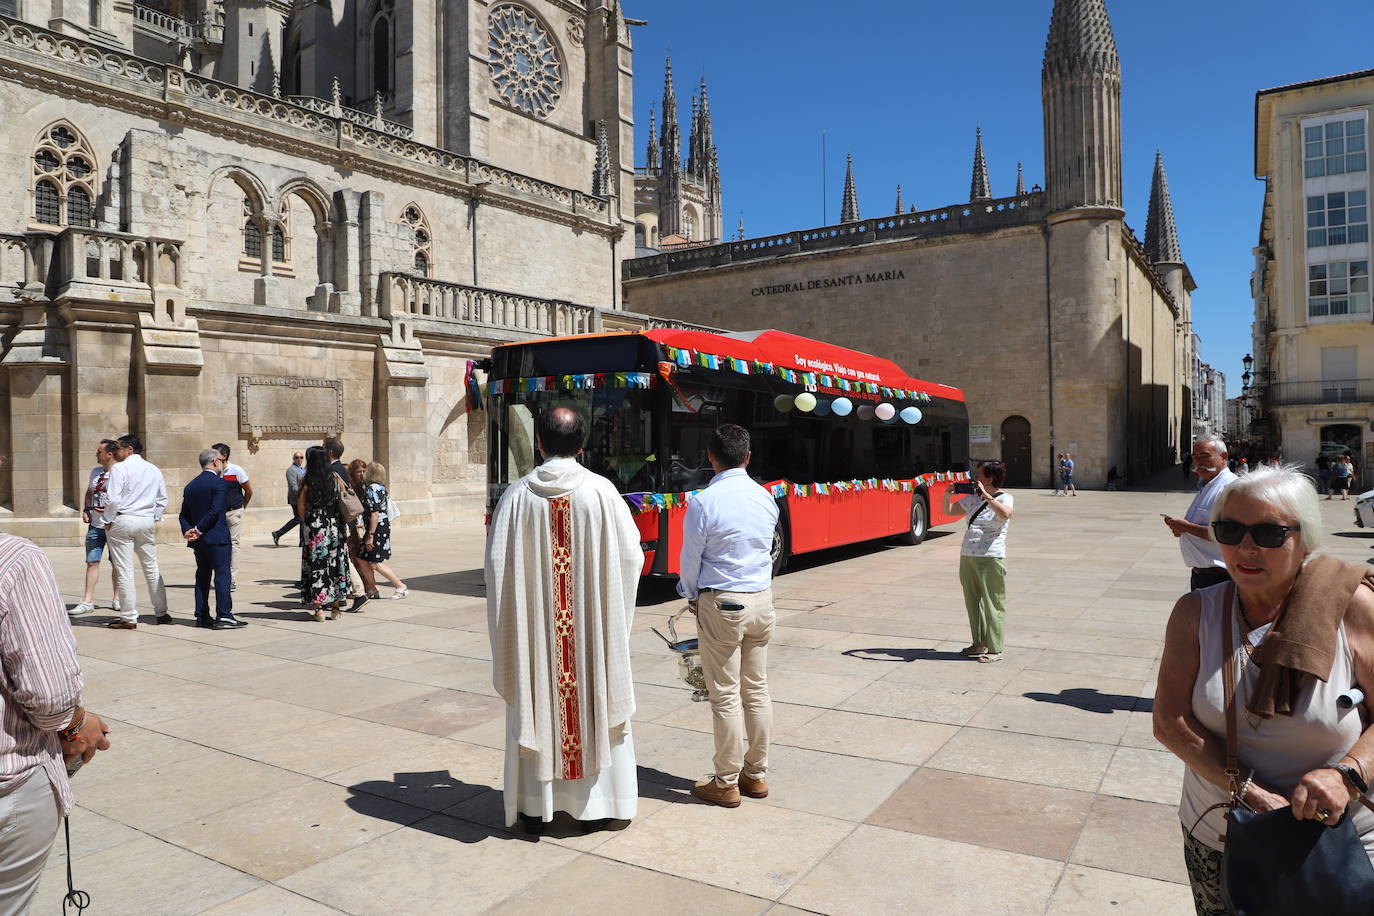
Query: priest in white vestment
486 406 641 831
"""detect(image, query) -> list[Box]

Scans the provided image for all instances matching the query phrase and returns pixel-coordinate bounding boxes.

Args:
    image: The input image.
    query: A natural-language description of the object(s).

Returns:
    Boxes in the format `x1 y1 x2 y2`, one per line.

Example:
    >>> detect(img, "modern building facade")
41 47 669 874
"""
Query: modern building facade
623 0 1196 489
1252 68 1373 482
0 0 657 542
633 58 722 250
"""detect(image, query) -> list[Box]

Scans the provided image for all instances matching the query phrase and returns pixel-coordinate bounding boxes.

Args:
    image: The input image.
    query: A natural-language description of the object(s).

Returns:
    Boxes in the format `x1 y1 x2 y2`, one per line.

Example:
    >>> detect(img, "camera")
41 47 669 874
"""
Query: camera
952 482 977 495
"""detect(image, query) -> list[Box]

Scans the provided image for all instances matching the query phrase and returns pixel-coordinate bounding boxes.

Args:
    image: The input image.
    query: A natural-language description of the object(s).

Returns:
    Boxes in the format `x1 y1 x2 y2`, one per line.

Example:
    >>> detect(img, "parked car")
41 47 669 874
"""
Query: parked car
1356 489 1374 529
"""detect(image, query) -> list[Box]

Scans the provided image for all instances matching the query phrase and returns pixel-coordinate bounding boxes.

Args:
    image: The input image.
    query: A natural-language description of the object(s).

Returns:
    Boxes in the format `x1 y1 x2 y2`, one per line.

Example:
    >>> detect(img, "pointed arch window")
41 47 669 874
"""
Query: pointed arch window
32 122 97 227
272 201 289 262
369 0 394 98
242 197 263 259
401 205 431 276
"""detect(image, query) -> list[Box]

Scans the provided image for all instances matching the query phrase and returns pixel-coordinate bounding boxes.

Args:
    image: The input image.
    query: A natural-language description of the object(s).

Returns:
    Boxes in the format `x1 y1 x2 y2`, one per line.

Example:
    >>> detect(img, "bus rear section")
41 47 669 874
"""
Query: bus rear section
484 329 969 576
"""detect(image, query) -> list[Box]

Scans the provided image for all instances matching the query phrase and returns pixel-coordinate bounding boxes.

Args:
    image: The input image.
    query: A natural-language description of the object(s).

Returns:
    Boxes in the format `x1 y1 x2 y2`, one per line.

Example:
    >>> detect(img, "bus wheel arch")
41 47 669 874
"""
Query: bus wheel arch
771 500 790 576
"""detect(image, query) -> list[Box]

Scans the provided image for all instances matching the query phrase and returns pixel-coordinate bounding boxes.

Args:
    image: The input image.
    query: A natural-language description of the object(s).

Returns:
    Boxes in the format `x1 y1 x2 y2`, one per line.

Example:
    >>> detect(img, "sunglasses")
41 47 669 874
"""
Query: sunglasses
1211 520 1300 549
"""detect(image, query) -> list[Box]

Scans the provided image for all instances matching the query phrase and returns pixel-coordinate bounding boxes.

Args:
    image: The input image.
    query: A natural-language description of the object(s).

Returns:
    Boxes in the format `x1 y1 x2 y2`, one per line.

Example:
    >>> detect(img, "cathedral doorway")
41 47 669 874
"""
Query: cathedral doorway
1000 416 1032 487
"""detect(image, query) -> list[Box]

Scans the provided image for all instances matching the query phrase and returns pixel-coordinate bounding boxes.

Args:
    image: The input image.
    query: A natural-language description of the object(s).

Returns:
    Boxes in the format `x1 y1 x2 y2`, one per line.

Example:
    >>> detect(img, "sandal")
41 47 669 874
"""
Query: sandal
959 644 987 657
977 653 1003 664
329 605 342 620
312 609 325 622
392 587 408 600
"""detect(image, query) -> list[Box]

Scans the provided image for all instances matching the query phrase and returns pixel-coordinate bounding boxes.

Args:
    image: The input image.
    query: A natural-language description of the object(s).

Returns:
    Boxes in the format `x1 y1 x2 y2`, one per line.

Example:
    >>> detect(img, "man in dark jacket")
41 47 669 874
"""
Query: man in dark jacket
179 448 246 629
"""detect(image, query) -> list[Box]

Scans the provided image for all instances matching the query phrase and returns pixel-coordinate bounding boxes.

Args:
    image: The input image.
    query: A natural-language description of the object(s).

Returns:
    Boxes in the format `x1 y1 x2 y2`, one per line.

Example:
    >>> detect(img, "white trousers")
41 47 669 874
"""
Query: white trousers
225 508 243 585
0 770 59 916
106 515 168 621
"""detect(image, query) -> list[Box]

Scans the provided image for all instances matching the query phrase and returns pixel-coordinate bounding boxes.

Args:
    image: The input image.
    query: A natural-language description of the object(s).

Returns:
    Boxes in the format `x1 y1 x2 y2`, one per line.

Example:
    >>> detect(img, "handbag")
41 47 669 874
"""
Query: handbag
336 476 363 525
1215 585 1374 915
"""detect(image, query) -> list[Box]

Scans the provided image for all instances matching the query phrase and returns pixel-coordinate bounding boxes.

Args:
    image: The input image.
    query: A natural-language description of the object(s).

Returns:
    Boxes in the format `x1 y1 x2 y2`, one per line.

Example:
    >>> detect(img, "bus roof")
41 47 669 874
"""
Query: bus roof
492 328 964 402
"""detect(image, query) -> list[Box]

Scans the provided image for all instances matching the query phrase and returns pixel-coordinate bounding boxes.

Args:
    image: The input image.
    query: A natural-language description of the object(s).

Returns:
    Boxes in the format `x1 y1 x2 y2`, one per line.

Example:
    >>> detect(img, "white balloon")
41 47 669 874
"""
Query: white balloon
875 403 896 421
794 392 817 412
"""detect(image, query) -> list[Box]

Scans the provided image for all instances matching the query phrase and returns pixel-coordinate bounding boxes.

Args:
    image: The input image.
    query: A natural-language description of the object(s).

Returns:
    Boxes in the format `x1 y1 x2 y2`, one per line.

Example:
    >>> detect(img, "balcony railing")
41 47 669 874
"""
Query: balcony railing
379 273 595 337
1266 378 1374 406
132 3 197 40
288 94 414 140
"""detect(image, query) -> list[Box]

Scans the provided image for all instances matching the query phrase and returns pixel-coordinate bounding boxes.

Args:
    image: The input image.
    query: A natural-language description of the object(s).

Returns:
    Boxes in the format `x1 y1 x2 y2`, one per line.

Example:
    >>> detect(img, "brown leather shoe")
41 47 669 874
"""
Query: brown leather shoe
691 778 741 808
106 621 137 630
738 773 769 798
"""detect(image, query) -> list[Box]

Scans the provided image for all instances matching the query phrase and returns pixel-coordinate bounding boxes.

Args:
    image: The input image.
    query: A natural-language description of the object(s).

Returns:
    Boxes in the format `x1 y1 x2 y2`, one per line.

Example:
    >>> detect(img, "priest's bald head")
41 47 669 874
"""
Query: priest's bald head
536 406 586 459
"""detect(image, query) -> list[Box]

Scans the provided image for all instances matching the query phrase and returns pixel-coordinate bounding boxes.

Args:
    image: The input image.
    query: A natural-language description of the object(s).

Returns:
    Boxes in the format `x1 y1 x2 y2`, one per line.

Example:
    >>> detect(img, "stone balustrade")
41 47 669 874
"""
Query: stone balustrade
53 227 183 292
131 2 195 40
0 16 613 230
287 94 415 140
379 273 596 337
625 192 1046 279
0 232 42 290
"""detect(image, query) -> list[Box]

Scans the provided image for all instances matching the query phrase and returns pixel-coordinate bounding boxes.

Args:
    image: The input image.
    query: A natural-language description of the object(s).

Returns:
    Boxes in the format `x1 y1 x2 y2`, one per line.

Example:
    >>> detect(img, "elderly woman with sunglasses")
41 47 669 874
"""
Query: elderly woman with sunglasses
1154 465 1374 915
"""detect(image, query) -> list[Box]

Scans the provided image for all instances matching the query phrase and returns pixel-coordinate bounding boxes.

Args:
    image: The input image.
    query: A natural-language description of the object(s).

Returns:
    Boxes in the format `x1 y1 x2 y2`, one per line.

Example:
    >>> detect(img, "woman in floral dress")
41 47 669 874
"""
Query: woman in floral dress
352 461 407 598
296 446 350 620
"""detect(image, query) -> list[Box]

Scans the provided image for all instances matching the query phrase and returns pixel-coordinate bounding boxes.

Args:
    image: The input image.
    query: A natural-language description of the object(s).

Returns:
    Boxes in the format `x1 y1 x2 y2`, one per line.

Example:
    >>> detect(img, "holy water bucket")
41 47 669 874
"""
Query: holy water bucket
651 607 709 702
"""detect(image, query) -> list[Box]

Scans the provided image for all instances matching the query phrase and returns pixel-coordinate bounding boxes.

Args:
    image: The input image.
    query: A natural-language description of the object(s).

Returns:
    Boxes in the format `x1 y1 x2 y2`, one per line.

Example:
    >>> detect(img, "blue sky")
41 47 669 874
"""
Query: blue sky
626 0 1374 399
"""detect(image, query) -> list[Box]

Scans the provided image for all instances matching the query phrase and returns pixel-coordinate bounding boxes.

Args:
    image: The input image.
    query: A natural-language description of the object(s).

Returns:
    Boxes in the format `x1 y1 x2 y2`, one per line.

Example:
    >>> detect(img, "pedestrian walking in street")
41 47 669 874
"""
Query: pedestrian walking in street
1164 435 1238 592
1059 453 1077 496
325 438 376 611
678 423 780 809
297 446 351 621
353 461 407 599
102 434 170 629
944 460 1014 664
70 438 121 618
212 443 252 590
272 450 306 546
1316 454 1331 495
179 448 246 629
1054 453 1065 495
1331 454 1355 500
1153 465 1374 915
486 407 641 833
0 533 111 912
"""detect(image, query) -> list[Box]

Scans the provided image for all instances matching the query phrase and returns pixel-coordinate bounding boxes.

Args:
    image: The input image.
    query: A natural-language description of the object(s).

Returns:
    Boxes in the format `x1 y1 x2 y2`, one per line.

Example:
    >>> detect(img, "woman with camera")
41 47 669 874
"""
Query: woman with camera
942 460 1014 664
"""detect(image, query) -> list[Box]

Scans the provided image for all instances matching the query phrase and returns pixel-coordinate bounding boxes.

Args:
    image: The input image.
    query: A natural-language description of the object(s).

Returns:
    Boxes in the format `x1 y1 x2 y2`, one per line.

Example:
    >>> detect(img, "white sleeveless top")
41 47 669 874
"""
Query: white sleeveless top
1179 581 1374 857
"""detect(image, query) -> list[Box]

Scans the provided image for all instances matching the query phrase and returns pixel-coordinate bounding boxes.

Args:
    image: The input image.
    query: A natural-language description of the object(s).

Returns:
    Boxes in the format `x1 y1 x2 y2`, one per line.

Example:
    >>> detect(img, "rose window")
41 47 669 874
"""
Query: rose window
488 5 562 119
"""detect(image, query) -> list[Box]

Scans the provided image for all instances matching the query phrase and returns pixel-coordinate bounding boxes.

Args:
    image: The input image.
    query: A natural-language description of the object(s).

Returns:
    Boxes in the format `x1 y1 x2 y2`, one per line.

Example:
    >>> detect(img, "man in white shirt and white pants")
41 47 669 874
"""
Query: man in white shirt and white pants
1163 434 1238 592
102 434 170 628
678 423 780 808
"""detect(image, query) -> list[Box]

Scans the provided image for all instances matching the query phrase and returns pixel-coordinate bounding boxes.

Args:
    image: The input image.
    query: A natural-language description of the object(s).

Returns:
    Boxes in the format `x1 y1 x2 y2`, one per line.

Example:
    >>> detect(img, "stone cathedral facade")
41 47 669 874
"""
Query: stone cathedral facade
624 0 1197 489
633 58 722 249
0 0 650 541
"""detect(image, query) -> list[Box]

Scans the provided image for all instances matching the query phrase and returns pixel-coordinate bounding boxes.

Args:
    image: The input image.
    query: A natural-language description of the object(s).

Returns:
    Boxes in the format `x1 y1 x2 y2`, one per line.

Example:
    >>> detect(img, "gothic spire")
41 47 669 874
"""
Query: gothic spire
894 183 903 215
660 56 681 174
970 127 992 201
736 217 745 241
1016 161 1026 195
840 153 860 223
592 119 611 196
697 76 714 178
1042 0 1119 78
646 106 660 172
1144 150 1183 264
687 93 700 175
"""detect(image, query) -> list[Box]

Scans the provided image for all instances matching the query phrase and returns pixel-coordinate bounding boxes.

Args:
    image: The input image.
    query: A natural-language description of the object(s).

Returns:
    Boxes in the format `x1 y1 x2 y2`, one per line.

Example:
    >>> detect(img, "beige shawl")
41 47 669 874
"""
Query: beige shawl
486 457 640 782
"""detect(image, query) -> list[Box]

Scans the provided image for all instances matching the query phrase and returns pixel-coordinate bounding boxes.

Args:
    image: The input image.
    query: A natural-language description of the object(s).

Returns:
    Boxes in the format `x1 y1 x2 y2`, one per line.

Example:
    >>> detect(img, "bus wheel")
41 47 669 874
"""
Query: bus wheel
897 494 928 546
770 516 789 576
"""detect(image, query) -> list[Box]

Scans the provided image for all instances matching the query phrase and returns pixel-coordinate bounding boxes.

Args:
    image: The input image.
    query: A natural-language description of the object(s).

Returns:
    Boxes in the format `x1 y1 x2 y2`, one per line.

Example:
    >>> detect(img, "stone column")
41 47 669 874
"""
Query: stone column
2 298 73 526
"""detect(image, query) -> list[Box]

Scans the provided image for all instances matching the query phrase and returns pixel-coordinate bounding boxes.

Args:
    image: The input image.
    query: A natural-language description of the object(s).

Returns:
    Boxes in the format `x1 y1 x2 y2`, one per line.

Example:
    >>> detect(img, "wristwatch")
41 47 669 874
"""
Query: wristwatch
1331 763 1369 795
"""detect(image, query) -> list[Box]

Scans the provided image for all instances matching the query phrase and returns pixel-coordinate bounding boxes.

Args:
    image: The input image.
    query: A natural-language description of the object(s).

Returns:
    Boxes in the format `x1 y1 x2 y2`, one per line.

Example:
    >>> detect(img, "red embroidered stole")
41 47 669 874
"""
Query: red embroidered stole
548 494 584 780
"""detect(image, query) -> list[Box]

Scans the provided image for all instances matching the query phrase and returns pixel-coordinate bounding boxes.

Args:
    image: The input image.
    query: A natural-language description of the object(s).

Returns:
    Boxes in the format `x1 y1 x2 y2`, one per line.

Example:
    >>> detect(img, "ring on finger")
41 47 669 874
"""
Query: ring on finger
1316 808 1332 822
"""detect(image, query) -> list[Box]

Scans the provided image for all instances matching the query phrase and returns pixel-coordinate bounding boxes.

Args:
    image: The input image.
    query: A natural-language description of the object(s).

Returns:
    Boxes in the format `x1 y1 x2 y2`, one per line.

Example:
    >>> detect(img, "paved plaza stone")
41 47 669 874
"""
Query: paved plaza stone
29 481 1372 914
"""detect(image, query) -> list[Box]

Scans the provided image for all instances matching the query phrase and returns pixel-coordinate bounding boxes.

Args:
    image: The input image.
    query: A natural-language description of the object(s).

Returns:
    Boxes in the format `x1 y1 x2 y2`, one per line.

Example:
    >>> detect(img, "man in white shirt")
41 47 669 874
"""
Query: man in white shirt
101 434 170 628
213 443 253 591
678 424 780 808
1163 434 1238 591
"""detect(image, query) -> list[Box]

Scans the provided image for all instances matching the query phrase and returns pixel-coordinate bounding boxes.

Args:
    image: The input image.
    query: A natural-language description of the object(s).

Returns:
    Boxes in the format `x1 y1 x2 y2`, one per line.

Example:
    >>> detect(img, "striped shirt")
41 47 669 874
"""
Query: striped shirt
0 535 82 815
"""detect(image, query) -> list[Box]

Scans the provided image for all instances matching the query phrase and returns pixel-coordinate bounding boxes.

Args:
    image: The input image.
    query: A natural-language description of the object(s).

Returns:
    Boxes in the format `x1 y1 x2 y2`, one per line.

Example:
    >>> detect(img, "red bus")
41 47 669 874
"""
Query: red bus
484 328 969 576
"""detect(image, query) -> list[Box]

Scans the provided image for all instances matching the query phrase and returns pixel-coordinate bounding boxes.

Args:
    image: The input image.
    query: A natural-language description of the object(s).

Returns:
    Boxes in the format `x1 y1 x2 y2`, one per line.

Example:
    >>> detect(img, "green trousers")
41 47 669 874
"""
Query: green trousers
959 555 1007 653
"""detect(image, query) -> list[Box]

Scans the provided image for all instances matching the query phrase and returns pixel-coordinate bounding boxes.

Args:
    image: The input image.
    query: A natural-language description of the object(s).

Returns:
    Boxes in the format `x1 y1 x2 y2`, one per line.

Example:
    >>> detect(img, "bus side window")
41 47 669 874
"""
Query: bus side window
873 426 907 478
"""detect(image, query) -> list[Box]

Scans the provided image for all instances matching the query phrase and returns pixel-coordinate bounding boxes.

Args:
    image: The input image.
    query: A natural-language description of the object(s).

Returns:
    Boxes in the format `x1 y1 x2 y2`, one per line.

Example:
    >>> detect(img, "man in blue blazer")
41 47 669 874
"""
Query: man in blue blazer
179 448 247 629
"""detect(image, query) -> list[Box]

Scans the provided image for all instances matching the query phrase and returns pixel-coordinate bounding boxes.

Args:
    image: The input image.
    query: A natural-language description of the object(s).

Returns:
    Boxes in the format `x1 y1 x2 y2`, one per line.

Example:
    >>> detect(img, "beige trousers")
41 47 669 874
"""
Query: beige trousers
225 508 243 586
0 769 60 916
697 587 774 787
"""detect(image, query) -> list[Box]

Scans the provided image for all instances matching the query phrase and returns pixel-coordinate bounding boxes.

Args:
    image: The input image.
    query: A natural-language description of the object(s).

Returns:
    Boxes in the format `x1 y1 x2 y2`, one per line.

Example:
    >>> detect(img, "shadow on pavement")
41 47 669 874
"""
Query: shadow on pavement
841 647 968 663
395 569 485 598
1024 688 1152 714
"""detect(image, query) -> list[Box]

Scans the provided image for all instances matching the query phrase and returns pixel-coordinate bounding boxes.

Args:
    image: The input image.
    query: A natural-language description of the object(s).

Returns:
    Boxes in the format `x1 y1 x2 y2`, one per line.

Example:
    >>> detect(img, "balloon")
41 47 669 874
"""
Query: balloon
857 404 875 420
831 397 853 417
900 407 923 424
773 395 794 412
794 392 817 412
875 403 895 421
813 399 832 417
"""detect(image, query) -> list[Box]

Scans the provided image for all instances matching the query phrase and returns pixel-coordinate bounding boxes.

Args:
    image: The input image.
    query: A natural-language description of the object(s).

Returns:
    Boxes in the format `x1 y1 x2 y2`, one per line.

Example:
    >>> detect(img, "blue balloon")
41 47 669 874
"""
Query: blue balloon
900 407 923 424
831 397 853 417
813 398 832 416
